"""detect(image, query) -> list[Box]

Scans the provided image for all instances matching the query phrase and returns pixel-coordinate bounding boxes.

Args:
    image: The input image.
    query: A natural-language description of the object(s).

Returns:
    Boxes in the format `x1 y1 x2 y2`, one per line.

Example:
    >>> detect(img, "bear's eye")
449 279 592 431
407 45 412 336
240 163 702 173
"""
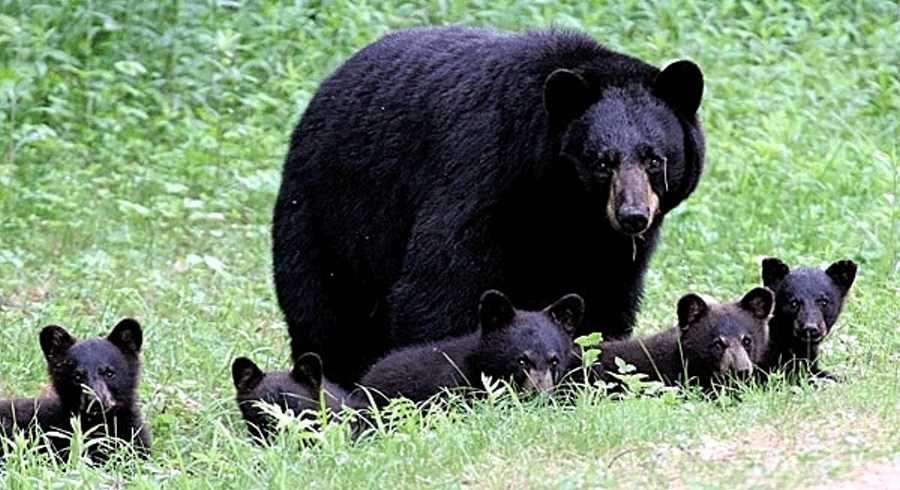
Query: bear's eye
741 336 752 348
102 367 116 379
816 297 830 308
646 156 666 170
73 370 86 383
713 339 727 351
788 299 800 311
518 356 531 368
548 356 559 367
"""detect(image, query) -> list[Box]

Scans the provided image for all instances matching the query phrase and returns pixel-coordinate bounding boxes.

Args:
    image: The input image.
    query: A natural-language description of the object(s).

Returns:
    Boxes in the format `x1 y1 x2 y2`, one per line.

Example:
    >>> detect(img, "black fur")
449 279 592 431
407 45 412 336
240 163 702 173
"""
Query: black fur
0 319 150 460
272 26 706 385
231 353 354 442
580 288 773 390
356 290 582 405
758 257 857 380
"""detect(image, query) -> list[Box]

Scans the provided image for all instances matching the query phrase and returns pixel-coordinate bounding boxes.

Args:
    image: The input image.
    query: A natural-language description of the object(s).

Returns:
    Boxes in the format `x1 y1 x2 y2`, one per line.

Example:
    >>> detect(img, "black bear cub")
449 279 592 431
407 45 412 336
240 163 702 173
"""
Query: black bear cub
0 319 150 459
232 353 353 441
356 290 583 405
758 257 857 380
587 288 774 390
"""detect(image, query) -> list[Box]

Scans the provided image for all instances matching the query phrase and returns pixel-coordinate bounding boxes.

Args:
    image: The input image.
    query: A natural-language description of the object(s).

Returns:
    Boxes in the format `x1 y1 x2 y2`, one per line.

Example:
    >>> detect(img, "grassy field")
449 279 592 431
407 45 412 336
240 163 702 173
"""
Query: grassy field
1 0 898 487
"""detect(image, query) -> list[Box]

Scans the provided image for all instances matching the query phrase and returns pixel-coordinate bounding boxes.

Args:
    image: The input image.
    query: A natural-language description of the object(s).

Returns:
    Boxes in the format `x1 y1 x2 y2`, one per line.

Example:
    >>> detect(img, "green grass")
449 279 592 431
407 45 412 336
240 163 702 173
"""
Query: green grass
1 0 898 487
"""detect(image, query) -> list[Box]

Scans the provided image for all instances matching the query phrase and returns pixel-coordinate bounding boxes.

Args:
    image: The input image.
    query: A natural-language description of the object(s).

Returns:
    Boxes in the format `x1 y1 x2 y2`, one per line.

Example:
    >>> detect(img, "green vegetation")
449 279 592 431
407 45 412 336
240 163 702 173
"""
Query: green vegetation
1 0 897 487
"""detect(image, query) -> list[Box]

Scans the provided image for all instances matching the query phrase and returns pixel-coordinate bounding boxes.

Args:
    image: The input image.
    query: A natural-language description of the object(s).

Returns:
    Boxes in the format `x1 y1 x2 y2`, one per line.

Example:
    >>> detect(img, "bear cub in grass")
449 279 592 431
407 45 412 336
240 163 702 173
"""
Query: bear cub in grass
356 290 583 405
587 288 774 390
0 319 150 459
758 257 857 380
232 353 354 441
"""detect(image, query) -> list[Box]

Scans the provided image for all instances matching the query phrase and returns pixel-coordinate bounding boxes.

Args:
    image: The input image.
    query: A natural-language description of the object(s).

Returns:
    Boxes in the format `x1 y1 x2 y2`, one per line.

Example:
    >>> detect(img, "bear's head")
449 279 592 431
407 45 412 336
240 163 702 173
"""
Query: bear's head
40 319 143 418
476 290 583 393
677 288 773 383
544 60 704 236
761 257 857 350
231 354 327 440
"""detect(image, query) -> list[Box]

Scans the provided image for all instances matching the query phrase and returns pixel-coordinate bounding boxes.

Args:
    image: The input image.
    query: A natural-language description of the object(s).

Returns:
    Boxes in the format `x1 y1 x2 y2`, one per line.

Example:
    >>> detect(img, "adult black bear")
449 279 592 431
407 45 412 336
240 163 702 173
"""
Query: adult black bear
0 319 150 460
273 26 706 385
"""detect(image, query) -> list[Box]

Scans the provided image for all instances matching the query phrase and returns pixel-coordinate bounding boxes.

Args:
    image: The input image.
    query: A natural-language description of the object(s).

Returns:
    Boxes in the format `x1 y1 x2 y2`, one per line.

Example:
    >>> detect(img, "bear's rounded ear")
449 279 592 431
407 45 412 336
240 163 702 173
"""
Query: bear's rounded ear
545 293 585 336
544 68 592 121
232 357 265 392
479 289 516 333
677 294 709 331
826 259 857 295
761 257 790 290
740 287 775 320
292 352 323 392
654 60 703 118
40 325 77 363
107 318 143 354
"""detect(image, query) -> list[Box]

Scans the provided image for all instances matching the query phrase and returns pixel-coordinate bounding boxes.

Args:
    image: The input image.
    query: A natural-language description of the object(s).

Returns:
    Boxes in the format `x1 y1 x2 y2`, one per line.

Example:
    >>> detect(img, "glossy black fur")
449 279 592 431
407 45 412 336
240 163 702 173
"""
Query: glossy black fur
272 26 705 385
355 291 582 405
758 258 857 380
0 319 150 460
579 288 773 390
232 354 355 442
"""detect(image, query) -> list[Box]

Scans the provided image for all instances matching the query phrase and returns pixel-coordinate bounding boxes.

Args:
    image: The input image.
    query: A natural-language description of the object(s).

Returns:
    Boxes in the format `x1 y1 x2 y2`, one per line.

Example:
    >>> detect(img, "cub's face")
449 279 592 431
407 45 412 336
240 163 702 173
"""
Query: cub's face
477 290 583 393
40 319 143 415
677 288 774 382
762 258 857 345
544 60 704 236
231 354 323 440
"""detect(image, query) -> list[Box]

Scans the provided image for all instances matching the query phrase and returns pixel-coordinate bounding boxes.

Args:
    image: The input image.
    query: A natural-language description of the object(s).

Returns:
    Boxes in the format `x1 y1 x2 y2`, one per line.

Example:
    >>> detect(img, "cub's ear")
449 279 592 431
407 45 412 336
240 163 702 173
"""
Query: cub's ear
826 259 857 295
677 294 709 330
40 325 77 363
740 287 775 320
544 68 592 121
761 257 790 290
654 59 703 117
232 357 265 392
107 318 143 354
545 293 585 336
292 353 323 392
479 289 516 333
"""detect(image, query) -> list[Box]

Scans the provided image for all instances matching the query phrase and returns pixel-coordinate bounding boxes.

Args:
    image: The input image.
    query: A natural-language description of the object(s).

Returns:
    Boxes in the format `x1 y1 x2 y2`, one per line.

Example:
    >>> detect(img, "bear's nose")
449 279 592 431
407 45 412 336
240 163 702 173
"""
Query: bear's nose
801 324 822 341
617 209 649 234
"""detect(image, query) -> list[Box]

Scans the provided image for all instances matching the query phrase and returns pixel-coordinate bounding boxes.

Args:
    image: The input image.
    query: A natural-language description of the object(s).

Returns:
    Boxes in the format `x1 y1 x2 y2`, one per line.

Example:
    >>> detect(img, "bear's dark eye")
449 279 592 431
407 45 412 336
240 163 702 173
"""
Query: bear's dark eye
741 336 752 348
518 356 531 368
788 299 800 311
816 297 830 309
646 156 666 171
713 339 727 351
73 370 86 383
548 356 559 367
102 367 116 379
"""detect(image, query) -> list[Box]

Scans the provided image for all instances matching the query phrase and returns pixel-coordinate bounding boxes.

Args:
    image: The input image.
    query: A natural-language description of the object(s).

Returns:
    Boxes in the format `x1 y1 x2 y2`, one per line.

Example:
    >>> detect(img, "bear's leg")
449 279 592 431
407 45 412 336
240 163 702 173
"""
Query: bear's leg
386 224 503 346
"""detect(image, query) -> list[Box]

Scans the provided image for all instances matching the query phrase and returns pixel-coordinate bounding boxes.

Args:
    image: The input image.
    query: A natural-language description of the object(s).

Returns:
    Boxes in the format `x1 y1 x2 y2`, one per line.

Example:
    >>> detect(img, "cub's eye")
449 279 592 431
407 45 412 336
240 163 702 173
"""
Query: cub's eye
788 299 800 311
816 298 830 308
713 339 727 351
518 357 528 367
742 336 753 348
103 368 116 379
548 356 559 367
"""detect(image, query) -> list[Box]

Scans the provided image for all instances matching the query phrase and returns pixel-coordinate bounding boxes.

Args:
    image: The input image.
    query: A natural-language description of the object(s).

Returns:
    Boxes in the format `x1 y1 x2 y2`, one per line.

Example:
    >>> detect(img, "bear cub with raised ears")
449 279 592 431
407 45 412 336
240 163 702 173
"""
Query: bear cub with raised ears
758 257 857 381
356 290 584 405
585 288 774 390
232 353 356 442
0 319 150 459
